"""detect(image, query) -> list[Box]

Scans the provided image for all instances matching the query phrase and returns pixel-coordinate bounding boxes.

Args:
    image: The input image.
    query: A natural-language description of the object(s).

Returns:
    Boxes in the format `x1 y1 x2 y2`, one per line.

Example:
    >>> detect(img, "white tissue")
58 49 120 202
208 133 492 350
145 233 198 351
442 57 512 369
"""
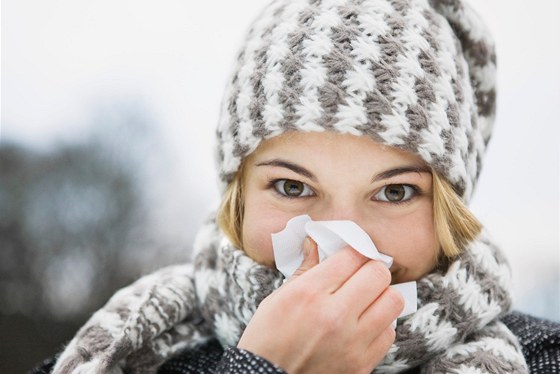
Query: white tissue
272 215 417 320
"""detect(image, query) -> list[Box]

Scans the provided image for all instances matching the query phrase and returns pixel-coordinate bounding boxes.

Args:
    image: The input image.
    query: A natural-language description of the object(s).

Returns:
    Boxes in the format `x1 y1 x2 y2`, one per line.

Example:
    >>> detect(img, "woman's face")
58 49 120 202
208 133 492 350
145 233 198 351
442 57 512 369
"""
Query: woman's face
241 132 437 284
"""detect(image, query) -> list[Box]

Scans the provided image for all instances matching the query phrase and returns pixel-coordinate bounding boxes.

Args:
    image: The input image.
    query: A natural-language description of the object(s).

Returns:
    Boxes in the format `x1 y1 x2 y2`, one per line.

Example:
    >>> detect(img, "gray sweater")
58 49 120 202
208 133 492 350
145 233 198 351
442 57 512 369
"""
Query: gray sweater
32 311 559 374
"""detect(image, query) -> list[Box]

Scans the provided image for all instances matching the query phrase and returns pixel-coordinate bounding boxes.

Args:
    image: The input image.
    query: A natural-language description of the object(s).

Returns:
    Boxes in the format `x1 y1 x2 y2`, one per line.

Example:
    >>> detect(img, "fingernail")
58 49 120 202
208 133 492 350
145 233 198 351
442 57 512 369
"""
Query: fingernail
303 237 313 257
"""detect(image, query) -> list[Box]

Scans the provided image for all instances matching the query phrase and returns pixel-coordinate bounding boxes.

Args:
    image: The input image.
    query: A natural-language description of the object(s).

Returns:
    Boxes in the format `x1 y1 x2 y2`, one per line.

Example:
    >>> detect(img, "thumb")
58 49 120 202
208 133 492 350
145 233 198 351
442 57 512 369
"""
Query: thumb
291 237 320 278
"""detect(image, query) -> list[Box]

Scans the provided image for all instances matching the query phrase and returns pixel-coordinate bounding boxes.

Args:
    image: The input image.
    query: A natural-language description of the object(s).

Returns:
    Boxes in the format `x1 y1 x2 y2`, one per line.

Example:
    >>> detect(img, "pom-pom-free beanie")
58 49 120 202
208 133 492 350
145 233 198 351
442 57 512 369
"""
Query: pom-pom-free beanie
215 0 496 200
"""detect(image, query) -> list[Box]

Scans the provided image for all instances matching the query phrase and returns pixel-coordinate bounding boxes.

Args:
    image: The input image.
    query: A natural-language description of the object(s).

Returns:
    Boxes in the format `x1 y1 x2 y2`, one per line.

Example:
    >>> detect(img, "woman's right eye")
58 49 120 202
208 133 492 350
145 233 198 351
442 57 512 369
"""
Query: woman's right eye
273 179 314 198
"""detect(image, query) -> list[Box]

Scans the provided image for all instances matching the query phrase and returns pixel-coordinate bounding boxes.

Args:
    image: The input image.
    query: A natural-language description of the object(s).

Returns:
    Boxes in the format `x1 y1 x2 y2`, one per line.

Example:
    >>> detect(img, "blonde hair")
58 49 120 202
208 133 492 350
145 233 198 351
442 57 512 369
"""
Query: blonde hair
217 167 482 260
432 171 482 258
217 167 245 250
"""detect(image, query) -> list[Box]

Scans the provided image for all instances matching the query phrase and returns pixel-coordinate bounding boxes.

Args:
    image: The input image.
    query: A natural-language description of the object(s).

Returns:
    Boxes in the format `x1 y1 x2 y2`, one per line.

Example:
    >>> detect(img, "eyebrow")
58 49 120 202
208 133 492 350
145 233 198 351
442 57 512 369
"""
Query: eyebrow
371 166 431 183
255 159 317 181
256 159 430 183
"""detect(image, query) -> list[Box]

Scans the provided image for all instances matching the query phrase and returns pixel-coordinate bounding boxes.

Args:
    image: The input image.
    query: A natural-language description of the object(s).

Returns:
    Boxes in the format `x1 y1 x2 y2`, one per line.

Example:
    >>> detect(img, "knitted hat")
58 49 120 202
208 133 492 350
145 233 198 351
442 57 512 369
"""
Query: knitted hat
215 0 496 201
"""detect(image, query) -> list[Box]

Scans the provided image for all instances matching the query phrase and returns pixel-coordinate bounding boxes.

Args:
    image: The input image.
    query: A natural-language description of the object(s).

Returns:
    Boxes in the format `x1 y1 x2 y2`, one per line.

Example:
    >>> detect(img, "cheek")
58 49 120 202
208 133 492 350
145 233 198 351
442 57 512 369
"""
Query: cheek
371 205 437 277
242 201 294 267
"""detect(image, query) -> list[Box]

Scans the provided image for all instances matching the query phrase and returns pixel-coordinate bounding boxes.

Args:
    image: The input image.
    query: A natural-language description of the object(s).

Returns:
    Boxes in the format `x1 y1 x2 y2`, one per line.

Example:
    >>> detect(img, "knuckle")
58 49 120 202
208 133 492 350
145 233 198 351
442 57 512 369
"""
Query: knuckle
341 245 368 264
364 327 395 370
290 283 318 303
384 287 405 314
381 325 397 345
319 306 346 332
367 261 391 286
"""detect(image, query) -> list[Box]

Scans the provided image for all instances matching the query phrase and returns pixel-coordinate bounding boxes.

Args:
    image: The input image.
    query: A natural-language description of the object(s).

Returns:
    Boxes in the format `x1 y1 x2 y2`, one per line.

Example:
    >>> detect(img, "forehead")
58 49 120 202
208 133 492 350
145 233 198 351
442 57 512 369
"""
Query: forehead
248 131 425 167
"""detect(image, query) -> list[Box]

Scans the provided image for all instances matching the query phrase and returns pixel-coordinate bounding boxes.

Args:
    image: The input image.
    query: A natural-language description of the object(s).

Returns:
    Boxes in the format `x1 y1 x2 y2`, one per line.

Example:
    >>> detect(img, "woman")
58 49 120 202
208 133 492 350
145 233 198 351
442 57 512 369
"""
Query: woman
35 0 559 372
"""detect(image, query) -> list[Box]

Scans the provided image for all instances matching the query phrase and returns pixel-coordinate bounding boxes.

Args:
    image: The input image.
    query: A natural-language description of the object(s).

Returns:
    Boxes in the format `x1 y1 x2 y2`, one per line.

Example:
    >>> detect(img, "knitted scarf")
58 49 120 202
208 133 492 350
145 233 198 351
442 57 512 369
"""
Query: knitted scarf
52 218 528 373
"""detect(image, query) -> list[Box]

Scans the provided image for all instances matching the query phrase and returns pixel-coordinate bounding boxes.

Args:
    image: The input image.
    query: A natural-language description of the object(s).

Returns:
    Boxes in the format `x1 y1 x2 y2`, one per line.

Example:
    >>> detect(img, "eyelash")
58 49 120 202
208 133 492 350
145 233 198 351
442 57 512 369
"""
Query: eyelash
268 178 422 204
269 179 315 199
373 184 421 205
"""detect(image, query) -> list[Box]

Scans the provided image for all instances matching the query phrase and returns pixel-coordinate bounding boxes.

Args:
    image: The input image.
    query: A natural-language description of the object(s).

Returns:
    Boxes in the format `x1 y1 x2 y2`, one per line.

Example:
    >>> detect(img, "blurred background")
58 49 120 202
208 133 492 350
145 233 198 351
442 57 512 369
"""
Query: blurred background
1 0 559 372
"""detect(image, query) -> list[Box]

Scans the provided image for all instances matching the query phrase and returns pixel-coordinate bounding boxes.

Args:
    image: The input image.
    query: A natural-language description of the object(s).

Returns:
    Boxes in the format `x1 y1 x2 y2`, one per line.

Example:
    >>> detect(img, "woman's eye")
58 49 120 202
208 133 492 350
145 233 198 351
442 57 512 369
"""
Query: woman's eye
273 179 314 198
375 184 416 202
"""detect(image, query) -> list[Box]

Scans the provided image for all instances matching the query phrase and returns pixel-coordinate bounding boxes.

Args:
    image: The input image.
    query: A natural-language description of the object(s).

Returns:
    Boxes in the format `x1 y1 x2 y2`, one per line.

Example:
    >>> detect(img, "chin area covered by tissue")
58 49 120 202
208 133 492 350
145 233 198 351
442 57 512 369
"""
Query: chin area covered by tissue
271 215 417 320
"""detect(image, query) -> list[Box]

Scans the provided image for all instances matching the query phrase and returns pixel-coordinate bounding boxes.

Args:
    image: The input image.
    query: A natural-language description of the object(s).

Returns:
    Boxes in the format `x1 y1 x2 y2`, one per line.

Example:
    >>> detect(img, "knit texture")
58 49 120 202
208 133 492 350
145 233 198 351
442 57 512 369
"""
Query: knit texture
158 340 286 374
35 316 560 374
502 311 560 374
50 218 527 373
215 0 496 200
32 340 286 374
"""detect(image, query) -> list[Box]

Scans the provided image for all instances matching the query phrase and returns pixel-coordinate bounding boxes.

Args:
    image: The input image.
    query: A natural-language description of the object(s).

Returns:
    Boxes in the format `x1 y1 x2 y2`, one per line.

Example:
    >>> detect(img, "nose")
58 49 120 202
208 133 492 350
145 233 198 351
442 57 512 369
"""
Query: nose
310 196 366 224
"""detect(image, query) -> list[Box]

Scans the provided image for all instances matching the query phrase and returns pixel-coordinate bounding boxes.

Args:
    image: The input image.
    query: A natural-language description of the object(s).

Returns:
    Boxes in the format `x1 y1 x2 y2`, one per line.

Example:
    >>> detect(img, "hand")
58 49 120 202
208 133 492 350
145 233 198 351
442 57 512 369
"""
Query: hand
238 238 404 374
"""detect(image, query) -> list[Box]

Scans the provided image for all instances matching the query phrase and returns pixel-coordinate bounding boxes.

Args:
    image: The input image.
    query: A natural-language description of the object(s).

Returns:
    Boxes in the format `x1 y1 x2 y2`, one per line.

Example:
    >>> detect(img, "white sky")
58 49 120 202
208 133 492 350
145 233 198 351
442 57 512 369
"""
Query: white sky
2 0 559 320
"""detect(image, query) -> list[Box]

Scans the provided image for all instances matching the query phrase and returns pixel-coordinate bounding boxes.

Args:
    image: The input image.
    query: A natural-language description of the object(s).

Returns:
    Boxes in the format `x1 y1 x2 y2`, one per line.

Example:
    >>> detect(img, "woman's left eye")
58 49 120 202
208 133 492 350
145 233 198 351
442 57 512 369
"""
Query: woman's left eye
273 179 314 198
374 184 417 203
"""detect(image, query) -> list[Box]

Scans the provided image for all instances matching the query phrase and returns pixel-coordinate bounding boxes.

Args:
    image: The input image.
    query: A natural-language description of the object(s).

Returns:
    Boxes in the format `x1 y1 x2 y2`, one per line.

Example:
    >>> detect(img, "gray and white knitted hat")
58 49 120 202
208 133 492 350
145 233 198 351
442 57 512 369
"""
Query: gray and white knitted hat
215 0 496 200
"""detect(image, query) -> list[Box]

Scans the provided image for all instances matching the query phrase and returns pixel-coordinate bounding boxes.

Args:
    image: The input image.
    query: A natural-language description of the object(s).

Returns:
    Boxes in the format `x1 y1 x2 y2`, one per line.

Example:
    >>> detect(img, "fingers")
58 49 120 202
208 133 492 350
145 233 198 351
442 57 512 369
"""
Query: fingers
269 238 320 301
334 259 392 314
360 286 404 335
287 241 402 323
306 245 369 293
291 237 320 278
365 324 397 368
358 290 402 370
255 241 401 372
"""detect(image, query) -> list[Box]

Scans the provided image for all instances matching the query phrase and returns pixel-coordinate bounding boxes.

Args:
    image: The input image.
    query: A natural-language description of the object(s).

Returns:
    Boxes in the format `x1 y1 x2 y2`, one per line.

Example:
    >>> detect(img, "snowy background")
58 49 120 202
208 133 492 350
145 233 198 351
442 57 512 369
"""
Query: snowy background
1 0 559 371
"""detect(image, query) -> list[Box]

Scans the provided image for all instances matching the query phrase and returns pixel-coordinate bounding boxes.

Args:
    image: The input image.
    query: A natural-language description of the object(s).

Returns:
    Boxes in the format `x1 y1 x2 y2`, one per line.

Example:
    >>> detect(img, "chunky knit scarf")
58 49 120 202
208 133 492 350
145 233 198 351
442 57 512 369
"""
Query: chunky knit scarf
52 219 528 373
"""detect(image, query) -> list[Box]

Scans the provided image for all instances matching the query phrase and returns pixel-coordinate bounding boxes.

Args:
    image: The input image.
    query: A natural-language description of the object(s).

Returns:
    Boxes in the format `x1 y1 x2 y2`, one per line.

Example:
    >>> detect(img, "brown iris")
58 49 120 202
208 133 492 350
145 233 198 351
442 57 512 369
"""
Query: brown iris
283 180 305 196
384 184 406 201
